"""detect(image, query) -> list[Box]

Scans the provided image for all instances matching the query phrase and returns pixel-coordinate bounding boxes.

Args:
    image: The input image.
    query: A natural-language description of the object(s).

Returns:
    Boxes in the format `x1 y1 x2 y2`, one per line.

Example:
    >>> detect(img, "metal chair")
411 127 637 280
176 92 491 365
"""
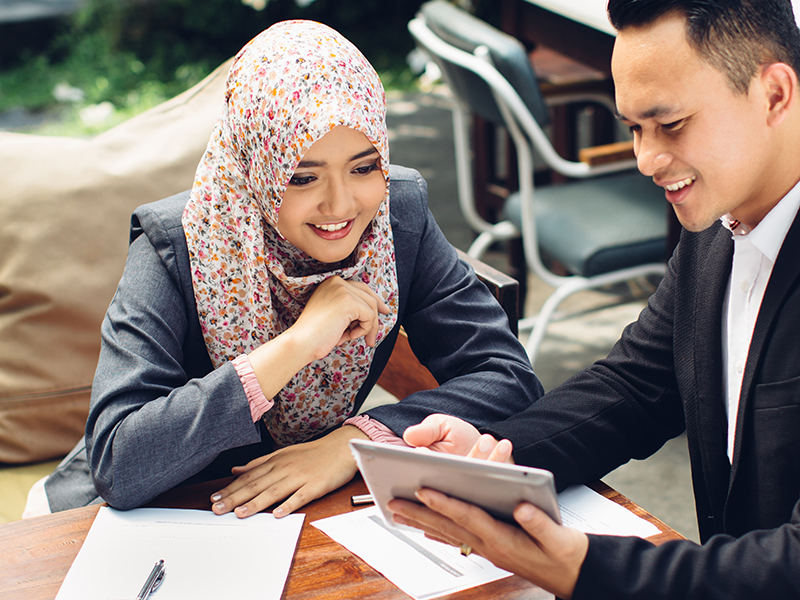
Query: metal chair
409 1 668 366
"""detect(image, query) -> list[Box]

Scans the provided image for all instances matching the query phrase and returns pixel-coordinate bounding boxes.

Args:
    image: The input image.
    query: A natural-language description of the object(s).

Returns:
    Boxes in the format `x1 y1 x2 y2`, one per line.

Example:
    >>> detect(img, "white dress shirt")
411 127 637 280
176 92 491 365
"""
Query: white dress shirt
721 181 800 462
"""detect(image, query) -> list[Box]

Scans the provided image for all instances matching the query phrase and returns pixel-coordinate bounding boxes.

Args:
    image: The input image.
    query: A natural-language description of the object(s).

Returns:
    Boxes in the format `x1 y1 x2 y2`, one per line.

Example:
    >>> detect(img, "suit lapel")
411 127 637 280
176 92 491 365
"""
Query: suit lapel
688 226 734 528
730 212 800 477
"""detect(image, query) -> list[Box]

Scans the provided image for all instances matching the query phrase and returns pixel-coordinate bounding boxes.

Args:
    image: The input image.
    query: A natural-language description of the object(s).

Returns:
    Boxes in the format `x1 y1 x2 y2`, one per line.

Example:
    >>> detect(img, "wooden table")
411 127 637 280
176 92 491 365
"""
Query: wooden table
1 475 683 600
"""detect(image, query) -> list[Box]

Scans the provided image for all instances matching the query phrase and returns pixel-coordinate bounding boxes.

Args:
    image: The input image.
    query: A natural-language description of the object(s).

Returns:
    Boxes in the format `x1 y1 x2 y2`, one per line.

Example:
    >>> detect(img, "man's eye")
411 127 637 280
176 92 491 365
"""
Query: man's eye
628 124 641 134
662 120 683 130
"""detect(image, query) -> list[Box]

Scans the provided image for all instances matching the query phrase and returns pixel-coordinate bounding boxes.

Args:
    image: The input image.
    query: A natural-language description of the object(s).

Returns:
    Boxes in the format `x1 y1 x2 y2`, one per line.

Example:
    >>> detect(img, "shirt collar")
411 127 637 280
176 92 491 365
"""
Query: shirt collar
720 179 800 262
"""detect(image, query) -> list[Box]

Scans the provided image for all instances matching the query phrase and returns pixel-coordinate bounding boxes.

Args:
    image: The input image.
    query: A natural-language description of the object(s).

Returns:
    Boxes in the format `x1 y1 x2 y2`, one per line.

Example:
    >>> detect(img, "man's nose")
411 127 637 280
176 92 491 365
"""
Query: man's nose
635 135 671 177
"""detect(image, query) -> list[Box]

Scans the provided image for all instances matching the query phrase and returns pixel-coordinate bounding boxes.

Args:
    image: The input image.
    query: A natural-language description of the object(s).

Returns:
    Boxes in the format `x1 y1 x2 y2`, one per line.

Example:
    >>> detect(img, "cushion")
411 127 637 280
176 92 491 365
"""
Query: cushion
0 59 231 464
503 171 668 277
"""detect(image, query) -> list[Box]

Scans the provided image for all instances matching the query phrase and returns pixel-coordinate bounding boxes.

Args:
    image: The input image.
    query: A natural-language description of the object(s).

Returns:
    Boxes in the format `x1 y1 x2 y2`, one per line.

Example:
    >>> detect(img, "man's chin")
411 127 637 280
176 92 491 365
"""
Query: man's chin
672 207 718 233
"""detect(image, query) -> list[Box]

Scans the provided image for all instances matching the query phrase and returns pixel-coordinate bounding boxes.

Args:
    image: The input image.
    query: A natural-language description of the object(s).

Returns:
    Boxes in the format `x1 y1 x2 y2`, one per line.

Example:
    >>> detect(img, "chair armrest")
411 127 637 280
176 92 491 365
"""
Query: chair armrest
578 140 636 167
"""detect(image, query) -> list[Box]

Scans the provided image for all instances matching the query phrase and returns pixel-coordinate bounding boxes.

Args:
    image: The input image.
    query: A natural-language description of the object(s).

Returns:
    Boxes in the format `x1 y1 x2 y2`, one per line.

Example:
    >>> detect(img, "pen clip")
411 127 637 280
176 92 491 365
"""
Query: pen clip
137 559 165 600
152 568 165 593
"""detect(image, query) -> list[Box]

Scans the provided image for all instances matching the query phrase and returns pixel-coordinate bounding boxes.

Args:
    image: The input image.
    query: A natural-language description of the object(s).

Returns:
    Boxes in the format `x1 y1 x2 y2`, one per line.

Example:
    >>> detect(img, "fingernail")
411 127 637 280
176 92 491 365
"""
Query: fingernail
236 505 249 516
393 515 408 526
479 436 493 453
273 508 284 518
516 503 536 522
211 493 222 502
214 502 226 512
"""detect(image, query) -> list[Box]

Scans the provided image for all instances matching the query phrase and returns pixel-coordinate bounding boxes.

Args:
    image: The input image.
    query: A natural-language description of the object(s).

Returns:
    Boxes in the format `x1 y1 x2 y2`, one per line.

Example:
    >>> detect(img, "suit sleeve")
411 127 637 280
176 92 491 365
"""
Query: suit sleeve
85 219 261 510
484 247 686 491
574 499 800 599
366 170 543 434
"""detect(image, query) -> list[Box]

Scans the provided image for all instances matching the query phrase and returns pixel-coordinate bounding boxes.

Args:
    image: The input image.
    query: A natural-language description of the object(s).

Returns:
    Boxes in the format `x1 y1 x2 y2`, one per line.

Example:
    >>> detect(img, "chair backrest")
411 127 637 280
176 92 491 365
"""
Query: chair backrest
418 0 550 129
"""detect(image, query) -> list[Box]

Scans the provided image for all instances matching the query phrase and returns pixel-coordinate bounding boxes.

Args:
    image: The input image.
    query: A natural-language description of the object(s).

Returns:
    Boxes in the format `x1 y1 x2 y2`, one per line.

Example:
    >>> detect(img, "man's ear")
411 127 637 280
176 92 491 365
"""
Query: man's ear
762 62 797 127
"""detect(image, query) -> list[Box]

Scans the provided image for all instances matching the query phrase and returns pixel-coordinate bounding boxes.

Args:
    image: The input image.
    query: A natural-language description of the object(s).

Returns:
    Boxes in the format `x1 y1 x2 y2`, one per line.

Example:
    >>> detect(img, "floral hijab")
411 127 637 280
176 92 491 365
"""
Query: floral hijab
182 20 398 446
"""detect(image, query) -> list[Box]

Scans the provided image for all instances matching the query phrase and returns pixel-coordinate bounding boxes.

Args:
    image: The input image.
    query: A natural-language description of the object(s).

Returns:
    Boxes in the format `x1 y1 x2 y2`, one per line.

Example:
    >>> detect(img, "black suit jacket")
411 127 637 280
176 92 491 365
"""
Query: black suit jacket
486 215 800 599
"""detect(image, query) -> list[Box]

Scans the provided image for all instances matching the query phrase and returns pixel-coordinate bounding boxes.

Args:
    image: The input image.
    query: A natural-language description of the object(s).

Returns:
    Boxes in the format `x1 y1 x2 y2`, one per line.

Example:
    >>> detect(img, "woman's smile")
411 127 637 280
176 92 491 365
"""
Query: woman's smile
309 219 355 240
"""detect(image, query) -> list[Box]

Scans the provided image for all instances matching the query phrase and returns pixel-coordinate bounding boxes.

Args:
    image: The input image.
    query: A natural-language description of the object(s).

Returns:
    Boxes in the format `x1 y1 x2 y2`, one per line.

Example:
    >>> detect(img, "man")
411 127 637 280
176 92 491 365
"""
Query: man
388 1 800 598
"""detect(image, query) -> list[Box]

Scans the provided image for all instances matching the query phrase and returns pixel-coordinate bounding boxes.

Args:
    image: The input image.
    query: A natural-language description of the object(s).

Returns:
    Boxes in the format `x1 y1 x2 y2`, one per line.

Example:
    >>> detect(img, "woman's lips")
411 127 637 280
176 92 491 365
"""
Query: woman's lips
309 219 354 240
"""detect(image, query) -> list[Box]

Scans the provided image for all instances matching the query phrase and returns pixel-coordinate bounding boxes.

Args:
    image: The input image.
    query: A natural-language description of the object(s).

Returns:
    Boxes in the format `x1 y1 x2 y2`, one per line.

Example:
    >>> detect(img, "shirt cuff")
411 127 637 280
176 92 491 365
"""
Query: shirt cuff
233 354 273 422
345 415 409 446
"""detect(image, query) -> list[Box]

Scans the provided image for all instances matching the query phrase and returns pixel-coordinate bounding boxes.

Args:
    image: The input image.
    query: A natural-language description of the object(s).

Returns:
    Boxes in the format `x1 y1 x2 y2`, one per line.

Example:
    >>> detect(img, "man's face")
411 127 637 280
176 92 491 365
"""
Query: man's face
612 13 774 232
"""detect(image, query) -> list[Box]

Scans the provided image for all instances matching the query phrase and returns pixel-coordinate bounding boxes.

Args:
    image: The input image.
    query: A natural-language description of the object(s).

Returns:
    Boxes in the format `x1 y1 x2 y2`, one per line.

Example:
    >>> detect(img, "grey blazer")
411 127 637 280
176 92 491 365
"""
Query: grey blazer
45 165 542 512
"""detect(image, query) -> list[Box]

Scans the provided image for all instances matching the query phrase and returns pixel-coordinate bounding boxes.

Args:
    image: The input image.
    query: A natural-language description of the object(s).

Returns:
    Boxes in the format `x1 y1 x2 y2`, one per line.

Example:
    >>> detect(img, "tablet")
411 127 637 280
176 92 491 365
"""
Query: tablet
349 438 561 527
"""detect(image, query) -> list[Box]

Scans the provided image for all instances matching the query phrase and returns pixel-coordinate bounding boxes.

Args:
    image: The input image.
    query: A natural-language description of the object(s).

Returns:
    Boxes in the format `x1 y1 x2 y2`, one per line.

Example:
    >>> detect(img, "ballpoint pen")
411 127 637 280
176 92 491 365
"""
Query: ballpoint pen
137 559 166 600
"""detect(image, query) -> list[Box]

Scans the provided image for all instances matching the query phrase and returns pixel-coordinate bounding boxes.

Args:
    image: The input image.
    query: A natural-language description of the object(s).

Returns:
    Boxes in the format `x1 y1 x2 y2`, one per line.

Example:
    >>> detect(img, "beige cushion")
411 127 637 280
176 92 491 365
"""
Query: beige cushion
0 60 231 464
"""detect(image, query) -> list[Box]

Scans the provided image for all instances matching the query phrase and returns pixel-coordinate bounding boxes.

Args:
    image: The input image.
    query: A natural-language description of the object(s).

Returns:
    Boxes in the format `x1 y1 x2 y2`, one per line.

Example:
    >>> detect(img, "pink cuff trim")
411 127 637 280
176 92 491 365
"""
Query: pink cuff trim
345 415 409 446
233 354 273 422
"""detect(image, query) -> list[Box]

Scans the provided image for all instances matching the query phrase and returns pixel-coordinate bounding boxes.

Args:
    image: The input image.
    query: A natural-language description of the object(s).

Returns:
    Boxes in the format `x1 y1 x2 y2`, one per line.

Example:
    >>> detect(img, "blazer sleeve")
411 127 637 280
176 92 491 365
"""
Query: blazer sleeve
573 498 800 599
484 248 686 491
85 212 261 510
365 168 543 434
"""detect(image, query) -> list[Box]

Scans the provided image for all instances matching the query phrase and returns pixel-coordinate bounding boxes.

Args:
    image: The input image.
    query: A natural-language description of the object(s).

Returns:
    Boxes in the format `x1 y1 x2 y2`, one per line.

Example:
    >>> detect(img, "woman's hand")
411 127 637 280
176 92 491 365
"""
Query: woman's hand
246 275 389 400
291 275 390 363
210 425 368 518
388 490 588 600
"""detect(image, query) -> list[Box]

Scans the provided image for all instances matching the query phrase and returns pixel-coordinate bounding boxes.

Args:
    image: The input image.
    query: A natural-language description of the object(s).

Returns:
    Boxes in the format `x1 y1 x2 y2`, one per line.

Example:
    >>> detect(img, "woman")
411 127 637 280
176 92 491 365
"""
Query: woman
39 20 542 518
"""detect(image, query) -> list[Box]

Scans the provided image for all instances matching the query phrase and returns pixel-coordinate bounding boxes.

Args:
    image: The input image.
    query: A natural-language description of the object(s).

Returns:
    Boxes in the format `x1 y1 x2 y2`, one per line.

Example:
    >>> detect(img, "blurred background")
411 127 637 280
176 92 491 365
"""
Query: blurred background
0 0 498 135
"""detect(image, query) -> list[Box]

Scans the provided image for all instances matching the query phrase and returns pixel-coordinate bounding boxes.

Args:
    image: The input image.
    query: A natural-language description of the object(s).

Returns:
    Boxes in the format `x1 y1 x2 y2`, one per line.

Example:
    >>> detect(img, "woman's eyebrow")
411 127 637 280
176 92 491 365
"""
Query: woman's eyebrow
296 147 378 169
349 147 379 162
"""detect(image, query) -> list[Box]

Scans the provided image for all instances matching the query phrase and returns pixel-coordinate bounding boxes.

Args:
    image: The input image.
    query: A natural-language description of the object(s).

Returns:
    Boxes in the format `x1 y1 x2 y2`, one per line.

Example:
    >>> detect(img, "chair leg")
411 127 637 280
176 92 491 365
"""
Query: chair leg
521 276 595 366
467 231 495 259
466 221 520 259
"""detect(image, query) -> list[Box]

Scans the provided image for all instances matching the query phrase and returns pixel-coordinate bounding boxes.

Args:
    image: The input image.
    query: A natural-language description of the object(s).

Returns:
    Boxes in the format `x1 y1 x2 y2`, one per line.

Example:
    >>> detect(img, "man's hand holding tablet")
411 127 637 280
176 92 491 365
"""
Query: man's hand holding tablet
351 414 589 600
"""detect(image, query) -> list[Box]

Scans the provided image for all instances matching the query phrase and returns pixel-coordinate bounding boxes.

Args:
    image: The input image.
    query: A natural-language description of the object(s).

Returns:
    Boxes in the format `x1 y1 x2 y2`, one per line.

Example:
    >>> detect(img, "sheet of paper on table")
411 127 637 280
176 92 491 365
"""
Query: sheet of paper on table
55 506 304 600
312 484 659 600
313 505 513 600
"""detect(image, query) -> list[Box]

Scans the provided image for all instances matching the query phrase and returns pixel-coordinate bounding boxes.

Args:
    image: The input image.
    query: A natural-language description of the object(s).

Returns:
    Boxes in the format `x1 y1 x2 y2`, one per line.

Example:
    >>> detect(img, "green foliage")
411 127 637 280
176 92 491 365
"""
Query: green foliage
0 0 433 136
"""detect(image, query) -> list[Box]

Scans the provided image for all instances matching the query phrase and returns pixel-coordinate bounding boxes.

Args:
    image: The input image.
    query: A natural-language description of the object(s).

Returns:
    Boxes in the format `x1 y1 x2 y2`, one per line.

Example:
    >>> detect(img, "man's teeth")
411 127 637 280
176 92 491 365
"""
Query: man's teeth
315 221 349 232
665 176 696 192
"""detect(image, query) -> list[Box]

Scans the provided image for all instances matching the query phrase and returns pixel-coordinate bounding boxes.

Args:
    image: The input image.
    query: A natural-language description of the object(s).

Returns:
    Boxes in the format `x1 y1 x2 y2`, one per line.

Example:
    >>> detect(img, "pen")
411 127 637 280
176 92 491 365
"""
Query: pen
351 494 374 506
137 559 166 600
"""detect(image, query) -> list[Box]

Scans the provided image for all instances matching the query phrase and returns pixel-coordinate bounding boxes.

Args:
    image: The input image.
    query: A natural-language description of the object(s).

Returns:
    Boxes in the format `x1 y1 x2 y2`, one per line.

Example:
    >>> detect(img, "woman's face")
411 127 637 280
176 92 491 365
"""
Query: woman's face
277 126 387 264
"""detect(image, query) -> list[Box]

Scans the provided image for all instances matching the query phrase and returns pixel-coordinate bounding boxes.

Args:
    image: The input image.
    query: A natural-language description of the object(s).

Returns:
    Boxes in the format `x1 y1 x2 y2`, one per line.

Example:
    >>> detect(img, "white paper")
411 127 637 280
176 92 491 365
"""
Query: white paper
558 485 661 538
56 507 304 600
312 484 659 600
312 506 512 600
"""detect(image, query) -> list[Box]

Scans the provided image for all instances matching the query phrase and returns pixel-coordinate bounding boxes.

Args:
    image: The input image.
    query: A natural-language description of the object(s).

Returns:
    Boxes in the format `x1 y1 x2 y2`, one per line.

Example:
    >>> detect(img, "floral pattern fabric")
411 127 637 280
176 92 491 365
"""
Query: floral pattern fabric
182 20 398 446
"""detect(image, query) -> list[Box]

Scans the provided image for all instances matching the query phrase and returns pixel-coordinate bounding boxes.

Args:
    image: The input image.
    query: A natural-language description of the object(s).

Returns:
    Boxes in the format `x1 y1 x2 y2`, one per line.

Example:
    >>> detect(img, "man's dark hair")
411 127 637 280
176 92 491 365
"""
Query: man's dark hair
607 0 800 94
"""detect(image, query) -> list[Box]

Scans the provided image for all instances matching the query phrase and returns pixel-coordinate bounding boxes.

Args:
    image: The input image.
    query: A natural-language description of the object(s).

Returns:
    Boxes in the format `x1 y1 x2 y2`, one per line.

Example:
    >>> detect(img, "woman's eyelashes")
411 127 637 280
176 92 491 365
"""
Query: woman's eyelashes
288 160 380 186
289 174 316 186
353 160 380 176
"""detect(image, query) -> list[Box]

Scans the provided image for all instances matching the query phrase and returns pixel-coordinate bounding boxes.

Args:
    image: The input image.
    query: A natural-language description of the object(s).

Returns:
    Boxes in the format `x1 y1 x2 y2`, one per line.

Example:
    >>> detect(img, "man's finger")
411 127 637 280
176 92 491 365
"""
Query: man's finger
403 414 450 447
